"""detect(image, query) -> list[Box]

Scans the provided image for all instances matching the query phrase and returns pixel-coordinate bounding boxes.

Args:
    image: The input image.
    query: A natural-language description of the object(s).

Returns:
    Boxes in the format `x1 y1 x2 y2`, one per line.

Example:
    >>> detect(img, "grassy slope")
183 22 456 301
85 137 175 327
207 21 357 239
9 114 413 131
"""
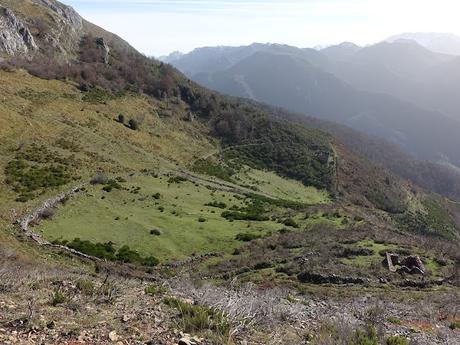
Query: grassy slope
0 69 214 214
38 172 336 261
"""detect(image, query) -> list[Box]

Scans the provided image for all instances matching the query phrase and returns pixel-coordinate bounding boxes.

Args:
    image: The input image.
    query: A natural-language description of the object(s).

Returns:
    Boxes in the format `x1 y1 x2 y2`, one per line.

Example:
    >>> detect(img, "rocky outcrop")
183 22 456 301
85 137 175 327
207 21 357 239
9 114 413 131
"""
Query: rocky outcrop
38 0 82 28
96 37 110 64
0 6 37 55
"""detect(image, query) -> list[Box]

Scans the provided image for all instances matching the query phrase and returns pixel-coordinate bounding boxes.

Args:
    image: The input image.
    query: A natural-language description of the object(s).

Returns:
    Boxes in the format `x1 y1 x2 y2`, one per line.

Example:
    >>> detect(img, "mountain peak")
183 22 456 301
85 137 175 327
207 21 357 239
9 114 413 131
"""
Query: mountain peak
386 32 460 55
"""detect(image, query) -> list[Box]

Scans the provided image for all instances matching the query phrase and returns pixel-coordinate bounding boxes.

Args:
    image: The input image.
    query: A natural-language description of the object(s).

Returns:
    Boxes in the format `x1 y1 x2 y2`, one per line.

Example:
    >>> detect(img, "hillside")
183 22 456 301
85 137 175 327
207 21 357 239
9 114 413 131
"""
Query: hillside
164 42 460 201
0 1 459 344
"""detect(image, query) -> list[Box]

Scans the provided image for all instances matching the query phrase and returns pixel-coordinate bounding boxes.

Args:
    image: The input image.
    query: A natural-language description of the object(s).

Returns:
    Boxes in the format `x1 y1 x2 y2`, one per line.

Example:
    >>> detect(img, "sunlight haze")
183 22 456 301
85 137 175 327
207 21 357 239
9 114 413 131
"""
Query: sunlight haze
63 0 460 56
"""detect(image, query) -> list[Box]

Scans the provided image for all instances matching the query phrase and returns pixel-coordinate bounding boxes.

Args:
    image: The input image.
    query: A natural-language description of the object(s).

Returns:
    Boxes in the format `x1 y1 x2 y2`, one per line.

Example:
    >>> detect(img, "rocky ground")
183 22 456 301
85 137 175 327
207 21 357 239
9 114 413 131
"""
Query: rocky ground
0 249 459 345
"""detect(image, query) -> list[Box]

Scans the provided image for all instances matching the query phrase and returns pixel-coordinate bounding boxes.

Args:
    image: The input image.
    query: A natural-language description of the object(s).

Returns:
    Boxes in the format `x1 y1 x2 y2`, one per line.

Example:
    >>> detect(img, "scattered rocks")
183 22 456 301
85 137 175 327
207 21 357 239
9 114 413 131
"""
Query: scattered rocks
383 253 426 275
297 271 367 285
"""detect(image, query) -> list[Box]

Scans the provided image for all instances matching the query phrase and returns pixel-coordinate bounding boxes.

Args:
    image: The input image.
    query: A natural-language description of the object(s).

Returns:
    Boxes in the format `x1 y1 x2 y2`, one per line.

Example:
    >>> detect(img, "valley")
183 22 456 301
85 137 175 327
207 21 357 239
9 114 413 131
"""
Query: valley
0 1 459 344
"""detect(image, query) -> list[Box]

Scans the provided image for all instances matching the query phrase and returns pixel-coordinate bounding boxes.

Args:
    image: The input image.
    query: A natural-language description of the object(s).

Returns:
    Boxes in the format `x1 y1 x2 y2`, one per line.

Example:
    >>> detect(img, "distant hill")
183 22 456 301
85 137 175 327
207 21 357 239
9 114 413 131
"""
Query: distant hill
165 42 460 174
386 32 460 56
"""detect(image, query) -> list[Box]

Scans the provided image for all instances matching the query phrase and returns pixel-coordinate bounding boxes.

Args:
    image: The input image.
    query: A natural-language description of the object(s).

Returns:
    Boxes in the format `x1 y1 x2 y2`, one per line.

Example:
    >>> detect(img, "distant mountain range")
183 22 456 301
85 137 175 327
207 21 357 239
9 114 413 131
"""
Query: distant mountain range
386 32 460 56
161 35 460 170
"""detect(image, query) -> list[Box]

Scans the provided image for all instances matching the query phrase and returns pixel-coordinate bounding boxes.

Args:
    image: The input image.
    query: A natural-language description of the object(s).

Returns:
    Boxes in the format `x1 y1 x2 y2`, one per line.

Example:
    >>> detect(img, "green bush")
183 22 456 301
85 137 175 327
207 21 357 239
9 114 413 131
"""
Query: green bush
282 218 299 228
168 176 187 184
205 201 227 209
235 232 262 242
102 179 122 192
128 119 139 130
198 217 207 222
192 159 235 182
450 320 460 330
145 284 167 296
53 238 159 267
51 287 66 306
163 297 230 335
76 279 94 296
348 324 378 345
150 229 162 236
5 159 72 201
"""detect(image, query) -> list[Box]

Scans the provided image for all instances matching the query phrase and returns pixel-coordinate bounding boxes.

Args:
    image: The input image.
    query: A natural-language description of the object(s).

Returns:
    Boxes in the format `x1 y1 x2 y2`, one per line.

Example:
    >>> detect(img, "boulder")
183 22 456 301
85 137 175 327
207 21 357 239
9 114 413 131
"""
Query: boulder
400 255 425 275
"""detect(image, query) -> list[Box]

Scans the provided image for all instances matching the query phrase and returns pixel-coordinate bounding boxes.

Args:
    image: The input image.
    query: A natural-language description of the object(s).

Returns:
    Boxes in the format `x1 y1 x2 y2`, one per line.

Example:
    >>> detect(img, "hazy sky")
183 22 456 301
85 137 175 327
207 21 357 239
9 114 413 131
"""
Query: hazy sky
63 0 460 57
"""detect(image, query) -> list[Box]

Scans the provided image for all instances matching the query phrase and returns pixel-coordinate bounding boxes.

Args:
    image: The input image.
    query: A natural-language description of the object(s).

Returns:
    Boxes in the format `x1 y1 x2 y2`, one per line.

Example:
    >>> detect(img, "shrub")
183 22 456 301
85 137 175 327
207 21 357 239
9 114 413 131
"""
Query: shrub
128 119 139 130
142 256 160 267
53 238 159 267
51 287 66 306
153 192 161 199
168 176 187 184
117 114 125 123
198 217 207 223
5 158 72 200
76 279 94 296
102 179 123 192
192 159 235 182
348 324 378 345
150 229 162 236
450 320 460 330
235 232 262 242
163 297 230 335
205 201 227 209
40 207 56 219
90 173 108 185
145 284 167 296
282 218 299 228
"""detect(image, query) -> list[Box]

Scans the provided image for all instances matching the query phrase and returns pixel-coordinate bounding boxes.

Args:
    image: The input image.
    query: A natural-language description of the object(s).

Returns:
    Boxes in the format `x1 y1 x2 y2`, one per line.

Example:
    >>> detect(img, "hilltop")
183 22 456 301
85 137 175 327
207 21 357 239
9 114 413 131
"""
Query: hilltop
0 1 459 344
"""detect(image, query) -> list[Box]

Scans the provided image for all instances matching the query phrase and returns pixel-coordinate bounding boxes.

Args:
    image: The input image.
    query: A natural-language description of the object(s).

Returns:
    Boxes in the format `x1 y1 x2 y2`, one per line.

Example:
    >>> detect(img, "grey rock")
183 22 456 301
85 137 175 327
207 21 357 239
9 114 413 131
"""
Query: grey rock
0 6 37 55
38 0 82 28
96 37 110 64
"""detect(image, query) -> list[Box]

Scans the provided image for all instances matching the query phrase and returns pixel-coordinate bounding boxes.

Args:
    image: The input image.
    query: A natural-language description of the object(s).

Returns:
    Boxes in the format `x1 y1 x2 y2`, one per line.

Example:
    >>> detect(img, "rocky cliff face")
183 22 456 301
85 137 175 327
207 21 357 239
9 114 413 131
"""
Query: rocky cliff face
0 0 85 59
0 6 37 55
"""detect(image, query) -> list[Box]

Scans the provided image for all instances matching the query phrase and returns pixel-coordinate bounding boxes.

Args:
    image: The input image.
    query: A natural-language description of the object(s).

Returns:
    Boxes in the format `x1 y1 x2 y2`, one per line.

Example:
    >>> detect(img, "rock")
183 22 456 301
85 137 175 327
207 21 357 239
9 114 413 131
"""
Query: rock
122 315 130 323
109 331 119 342
38 0 83 28
382 252 399 272
95 37 110 64
400 255 425 275
0 6 38 55
178 338 192 345
297 271 366 284
178 334 201 345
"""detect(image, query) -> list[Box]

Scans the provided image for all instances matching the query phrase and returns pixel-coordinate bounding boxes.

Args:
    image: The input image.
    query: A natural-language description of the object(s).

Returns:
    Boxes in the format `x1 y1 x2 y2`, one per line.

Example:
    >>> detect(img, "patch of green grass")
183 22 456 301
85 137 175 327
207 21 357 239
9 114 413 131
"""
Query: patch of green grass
235 167 330 204
193 158 235 182
144 284 167 296
449 320 460 330
39 175 284 260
